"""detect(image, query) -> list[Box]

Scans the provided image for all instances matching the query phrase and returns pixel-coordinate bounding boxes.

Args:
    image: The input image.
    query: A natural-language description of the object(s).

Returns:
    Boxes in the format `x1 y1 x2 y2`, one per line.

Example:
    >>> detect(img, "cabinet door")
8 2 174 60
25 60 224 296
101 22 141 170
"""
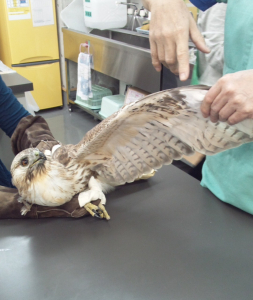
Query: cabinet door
13 62 62 110
8 0 59 65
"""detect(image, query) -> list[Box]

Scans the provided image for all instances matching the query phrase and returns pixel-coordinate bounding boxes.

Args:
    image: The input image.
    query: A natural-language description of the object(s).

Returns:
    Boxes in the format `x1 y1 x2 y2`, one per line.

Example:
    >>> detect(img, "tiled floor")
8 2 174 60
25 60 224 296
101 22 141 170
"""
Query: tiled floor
39 106 100 146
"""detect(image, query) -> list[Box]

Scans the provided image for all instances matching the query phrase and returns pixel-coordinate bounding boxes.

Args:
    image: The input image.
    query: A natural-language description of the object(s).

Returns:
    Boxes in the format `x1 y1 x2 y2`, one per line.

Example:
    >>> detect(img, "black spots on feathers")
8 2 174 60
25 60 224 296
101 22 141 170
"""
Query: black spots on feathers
25 163 47 183
168 110 179 115
223 125 230 133
75 177 83 184
217 137 223 143
188 110 197 115
162 92 186 107
25 171 35 183
139 132 147 138
57 152 71 166
231 129 239 137
74 164 80 170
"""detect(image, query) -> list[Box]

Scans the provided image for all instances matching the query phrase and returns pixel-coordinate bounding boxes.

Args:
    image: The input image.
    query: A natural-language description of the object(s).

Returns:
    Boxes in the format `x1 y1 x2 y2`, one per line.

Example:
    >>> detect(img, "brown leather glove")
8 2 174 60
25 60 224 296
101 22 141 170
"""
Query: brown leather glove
0 115 97 219
0 186 100 219
11 115 59 155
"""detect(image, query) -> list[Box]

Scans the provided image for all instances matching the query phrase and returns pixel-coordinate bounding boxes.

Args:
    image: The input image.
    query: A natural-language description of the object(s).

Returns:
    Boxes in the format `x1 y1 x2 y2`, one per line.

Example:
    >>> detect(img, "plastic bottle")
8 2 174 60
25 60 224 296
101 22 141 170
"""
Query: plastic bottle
83 0 127 30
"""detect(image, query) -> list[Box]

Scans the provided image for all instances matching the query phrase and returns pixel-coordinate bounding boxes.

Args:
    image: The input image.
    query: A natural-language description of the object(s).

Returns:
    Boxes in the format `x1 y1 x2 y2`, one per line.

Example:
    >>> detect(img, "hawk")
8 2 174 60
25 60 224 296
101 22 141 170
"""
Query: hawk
10 86 253 219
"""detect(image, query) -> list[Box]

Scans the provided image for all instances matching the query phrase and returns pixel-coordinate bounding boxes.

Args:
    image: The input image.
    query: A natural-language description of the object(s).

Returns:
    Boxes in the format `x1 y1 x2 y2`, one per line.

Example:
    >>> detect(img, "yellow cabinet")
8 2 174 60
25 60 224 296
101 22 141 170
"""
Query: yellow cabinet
0 0 62 110
13 62 62 110
0 0 59 66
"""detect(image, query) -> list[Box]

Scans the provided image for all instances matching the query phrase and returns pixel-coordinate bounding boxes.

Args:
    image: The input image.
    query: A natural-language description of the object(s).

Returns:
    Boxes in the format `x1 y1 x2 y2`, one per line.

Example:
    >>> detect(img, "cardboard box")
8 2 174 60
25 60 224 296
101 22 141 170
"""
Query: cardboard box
124 87 149 105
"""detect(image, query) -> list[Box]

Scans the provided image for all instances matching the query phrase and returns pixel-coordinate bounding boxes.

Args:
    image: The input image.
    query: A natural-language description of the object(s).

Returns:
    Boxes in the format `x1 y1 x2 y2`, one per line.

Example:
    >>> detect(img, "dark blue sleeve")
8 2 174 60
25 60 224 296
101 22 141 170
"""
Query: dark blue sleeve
0 75 30 138
0 160 14 187
190 0 217 11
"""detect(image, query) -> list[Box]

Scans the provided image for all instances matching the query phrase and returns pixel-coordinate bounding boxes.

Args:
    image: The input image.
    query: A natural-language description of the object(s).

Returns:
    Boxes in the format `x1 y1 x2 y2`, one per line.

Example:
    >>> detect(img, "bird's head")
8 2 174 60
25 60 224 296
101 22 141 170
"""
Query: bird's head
11 148 48 190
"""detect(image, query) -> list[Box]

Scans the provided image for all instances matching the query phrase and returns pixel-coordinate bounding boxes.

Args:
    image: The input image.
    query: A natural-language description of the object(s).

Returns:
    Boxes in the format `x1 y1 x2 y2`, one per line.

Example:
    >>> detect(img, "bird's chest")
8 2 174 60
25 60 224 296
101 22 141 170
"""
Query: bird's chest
26 165 92 206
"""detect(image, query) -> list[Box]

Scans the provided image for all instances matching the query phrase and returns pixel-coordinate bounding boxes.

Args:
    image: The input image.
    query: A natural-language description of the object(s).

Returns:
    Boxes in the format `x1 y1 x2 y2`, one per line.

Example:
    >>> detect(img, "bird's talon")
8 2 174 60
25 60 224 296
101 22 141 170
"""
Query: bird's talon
98 203 110 220
92 208 103 218
84 202 110 220
93 211 103 219
96 208 103 214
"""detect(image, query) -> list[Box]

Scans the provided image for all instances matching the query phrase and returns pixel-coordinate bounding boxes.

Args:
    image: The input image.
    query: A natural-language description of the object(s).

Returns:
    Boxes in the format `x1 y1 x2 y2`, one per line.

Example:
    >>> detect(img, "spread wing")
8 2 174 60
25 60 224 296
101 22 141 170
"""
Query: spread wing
70 85 253 185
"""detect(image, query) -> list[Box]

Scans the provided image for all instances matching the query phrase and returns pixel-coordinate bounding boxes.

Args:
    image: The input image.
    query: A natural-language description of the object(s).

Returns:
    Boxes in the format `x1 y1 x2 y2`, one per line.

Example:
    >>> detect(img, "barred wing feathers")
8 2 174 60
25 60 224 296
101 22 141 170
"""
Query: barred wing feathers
72 86 253 185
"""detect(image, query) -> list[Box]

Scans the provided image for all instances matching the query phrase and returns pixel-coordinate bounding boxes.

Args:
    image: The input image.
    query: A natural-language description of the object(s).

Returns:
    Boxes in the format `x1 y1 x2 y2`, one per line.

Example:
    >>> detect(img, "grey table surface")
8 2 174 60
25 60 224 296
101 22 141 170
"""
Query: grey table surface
0 165 253 300
1 72 33 94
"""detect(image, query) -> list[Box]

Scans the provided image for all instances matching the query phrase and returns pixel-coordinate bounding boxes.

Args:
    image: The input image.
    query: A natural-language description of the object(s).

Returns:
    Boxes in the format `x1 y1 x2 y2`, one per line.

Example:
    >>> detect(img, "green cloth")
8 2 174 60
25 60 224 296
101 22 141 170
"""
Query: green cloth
201 0 253 214
191 52 200 85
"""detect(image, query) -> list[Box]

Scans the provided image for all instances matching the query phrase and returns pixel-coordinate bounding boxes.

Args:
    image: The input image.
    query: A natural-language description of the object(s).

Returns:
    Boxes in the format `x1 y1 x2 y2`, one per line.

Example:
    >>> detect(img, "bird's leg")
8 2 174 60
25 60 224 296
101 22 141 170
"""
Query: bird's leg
19 198 32 216
78 176 110 220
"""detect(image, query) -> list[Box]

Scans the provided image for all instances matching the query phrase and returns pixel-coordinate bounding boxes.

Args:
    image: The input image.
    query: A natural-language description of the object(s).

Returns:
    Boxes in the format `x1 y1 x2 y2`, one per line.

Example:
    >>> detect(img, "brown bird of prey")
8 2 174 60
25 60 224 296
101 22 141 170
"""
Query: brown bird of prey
10 86 253 219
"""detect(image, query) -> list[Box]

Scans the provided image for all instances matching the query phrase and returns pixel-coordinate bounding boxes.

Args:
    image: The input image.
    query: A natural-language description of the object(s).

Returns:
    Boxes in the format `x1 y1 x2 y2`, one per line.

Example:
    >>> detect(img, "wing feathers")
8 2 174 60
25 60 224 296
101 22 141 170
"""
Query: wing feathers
73 85 253 185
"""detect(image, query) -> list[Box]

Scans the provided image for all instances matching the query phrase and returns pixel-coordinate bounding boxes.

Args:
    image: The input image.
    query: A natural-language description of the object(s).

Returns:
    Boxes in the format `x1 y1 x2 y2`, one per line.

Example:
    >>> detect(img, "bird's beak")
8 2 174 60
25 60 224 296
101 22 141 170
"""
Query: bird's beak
30 150 47 168
37 151 47 161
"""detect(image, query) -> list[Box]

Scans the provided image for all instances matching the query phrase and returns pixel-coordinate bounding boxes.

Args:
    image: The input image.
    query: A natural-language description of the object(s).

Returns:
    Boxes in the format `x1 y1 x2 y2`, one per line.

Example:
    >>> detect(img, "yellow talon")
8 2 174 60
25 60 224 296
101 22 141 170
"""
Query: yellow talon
98 203 110 220
84 203 98 217
84 202 110 220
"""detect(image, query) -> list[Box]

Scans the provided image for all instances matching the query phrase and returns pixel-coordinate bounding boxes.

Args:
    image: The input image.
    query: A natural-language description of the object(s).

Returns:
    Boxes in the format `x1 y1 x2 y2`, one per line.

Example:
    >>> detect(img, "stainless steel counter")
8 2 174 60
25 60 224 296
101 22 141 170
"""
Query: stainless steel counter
63 27 160 94
1 164 253 300
62 27 194 120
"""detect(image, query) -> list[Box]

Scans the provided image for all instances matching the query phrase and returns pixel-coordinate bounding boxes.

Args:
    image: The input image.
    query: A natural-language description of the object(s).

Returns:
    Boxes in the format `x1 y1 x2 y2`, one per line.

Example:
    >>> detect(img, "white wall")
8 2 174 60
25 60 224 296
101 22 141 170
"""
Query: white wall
56 0 75 91
127 0 143 9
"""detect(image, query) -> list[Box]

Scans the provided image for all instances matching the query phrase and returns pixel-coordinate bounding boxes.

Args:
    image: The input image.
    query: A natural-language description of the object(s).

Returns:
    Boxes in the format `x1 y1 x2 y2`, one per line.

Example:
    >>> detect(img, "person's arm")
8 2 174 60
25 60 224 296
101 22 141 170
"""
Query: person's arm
201 70 253 124
0 75 30 137
142 0 210 81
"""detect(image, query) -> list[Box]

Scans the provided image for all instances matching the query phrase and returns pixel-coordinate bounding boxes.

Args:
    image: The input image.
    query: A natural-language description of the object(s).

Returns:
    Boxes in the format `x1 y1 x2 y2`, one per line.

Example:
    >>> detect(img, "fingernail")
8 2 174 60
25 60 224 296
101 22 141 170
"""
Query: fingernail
180 73 187 81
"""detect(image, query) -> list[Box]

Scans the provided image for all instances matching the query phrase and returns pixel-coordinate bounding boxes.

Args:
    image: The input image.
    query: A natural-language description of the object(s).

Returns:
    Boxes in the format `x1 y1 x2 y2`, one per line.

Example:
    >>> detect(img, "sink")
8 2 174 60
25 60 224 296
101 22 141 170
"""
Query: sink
89 15 196 51
90 28 150 49
90 15 150 50
123 15 147 31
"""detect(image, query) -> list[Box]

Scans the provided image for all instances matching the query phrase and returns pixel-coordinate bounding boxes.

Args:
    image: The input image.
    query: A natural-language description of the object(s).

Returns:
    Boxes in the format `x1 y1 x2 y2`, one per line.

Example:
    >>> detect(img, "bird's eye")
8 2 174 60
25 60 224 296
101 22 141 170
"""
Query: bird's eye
21 158 29 167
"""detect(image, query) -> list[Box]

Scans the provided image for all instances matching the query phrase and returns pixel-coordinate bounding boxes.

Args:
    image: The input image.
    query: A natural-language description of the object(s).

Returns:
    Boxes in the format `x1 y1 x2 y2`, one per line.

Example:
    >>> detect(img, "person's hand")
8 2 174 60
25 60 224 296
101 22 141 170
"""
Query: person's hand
142 0 210 81
201 70 253 125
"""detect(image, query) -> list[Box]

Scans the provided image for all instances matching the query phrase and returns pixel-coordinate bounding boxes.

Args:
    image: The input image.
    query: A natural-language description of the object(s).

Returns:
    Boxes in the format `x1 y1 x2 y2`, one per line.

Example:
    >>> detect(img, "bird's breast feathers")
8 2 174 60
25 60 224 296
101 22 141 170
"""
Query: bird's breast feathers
21 160 92 206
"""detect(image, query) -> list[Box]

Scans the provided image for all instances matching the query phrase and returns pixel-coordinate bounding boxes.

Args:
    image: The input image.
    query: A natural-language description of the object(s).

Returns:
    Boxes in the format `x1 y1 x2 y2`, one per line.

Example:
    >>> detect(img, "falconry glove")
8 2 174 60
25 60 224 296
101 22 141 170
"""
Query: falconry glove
0 186 101 219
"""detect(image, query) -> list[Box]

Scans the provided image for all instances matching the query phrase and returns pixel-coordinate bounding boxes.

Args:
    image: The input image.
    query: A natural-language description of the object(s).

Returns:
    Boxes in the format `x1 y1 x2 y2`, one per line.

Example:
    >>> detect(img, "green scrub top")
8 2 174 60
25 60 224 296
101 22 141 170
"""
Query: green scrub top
201 0 253 214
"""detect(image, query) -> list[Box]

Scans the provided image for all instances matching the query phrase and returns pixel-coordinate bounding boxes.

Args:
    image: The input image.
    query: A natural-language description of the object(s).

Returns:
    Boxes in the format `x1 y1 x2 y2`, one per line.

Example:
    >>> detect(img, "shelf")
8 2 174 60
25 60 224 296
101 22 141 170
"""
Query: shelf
69 99 104 121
